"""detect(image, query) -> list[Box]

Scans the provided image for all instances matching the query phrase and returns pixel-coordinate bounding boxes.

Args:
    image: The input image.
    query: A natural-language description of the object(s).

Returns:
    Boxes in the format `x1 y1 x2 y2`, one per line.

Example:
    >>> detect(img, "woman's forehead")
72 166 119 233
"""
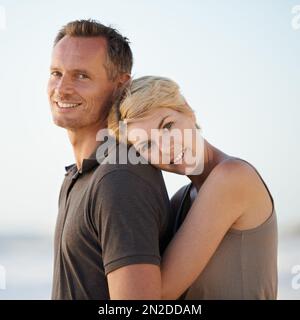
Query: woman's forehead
127 108 173 129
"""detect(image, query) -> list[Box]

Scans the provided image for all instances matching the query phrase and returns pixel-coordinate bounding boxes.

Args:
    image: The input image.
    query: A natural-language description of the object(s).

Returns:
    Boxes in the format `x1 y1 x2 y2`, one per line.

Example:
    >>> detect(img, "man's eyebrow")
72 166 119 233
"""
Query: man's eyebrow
72 69 91 74
49 66 90 74
158 115 169 129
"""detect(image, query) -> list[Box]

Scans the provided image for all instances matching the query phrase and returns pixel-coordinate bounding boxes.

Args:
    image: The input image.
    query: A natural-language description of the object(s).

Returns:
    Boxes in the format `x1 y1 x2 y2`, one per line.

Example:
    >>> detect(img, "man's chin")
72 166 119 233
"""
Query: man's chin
52 116 76 130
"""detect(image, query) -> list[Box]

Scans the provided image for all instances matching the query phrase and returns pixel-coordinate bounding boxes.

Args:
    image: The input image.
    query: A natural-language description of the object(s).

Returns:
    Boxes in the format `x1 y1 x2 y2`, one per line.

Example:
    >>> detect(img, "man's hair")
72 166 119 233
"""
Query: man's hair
54 19 133 80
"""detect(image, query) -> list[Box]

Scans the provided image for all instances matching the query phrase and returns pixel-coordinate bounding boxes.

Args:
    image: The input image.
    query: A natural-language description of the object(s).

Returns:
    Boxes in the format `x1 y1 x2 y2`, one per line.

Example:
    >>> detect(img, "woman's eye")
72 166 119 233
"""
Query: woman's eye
163 121 174 131
140 141 152 153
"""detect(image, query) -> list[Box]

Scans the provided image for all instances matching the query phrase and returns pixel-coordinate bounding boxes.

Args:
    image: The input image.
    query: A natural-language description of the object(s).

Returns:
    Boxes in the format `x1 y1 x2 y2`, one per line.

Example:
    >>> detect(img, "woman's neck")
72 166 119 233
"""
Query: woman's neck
187 140 229 191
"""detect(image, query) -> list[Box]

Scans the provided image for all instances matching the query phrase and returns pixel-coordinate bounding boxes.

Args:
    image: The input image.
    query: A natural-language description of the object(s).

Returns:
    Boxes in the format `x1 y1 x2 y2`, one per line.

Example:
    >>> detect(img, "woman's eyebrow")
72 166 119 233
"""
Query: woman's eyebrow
158 115 170 129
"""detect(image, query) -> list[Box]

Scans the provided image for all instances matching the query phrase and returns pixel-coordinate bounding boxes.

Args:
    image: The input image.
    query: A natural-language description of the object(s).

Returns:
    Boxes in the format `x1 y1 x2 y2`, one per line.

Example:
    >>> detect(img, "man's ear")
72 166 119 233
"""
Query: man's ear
117 73 131 87
112 74 130 103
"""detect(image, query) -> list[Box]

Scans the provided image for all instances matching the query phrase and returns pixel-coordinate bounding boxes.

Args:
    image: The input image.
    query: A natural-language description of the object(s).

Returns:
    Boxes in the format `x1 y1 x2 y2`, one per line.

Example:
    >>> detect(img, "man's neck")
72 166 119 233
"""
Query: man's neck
67 122 106 171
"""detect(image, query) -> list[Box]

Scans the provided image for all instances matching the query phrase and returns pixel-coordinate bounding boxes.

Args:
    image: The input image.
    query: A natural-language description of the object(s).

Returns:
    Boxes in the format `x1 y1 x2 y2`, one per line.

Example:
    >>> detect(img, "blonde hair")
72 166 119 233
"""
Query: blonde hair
108 76 200 140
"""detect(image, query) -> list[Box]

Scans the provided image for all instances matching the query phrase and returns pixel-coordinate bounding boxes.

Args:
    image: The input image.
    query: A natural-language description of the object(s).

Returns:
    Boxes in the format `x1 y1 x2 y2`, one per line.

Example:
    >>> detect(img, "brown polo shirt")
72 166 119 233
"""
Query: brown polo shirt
51 143 174 300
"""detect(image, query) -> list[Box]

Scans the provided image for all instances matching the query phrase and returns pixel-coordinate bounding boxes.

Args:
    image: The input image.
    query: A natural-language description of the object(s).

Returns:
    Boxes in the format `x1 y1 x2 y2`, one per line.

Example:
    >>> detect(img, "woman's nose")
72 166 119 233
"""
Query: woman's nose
158 136 171 156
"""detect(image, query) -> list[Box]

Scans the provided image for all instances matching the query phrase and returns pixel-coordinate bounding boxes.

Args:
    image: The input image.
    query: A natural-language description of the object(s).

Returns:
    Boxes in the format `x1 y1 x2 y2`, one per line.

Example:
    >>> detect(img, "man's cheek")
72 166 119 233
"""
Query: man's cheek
47 81 54 98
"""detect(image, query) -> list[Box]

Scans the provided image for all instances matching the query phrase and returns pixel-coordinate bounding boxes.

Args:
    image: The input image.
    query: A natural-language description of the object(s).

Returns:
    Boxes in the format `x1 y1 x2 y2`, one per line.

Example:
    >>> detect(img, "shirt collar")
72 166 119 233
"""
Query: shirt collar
81 147 100 173
64 141 107 176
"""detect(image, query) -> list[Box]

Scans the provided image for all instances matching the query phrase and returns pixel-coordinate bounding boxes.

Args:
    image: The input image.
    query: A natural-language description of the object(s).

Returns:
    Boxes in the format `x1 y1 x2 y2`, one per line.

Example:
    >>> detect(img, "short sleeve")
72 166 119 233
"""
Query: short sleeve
94 169 162 275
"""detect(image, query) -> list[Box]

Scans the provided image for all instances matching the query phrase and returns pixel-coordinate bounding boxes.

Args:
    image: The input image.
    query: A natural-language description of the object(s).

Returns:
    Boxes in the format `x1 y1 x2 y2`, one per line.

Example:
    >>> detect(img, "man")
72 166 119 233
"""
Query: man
47 19 175 299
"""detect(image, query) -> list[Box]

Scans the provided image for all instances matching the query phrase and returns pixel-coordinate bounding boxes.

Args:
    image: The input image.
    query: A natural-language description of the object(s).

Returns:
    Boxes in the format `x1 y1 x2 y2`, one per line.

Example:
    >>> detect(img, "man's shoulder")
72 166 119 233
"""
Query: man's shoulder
93 142 163 181
89 163 170 215
93 162 164 187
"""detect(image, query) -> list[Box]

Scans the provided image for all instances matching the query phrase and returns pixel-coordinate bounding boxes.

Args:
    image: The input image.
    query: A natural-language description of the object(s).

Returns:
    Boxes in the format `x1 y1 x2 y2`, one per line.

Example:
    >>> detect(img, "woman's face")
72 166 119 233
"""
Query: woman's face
126 107 204 175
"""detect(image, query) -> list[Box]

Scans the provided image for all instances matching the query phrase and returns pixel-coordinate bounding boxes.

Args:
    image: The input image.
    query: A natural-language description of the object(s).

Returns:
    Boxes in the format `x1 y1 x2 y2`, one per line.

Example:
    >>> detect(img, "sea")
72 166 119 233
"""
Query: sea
0 232 299 300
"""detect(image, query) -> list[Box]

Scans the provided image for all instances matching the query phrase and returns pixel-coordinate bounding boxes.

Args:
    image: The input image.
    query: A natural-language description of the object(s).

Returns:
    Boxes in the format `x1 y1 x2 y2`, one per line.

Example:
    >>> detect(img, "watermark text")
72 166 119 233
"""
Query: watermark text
291 5 300 30
0 5 6 30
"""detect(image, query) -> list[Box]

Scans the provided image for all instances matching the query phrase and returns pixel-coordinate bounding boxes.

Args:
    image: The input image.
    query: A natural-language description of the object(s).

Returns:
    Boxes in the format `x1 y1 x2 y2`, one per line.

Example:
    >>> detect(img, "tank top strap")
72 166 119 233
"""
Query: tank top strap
230 157 274 210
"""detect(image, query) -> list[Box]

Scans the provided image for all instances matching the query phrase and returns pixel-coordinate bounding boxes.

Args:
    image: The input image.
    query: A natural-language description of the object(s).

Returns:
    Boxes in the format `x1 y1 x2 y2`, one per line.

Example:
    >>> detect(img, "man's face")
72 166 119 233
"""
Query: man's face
47 36 117 130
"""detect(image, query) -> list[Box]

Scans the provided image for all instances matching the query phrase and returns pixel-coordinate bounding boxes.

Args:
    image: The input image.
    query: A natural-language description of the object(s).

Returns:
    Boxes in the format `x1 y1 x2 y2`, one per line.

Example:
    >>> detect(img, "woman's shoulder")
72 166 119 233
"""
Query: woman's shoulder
200 157 269 211
211 157 271 196
207 157 274 230
170 158 263 209
206 157 259 188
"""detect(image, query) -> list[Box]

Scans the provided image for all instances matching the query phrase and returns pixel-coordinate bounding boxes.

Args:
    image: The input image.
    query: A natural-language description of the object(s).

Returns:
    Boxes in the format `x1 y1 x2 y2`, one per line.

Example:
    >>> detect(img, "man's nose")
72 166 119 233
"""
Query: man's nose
55 75 74 96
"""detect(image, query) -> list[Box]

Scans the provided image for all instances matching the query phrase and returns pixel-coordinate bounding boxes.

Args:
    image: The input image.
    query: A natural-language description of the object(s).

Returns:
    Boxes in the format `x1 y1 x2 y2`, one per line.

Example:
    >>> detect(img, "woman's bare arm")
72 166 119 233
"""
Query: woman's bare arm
161 159 255 299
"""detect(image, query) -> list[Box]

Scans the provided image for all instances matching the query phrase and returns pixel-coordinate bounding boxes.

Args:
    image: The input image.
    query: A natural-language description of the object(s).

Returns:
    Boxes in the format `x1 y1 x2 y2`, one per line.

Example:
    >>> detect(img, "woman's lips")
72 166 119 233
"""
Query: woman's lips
170 149 185 164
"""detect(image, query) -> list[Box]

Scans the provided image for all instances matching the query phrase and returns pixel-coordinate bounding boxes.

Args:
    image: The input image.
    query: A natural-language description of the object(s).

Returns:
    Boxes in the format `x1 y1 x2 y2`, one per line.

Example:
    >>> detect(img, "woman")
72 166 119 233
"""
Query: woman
108 76 278 300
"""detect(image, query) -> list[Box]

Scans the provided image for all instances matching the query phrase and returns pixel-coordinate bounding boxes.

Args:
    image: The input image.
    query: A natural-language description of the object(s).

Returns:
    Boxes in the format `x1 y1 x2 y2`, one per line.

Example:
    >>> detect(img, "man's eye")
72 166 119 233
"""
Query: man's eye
51 71 61 77
163 121 174 131
77 74 88 79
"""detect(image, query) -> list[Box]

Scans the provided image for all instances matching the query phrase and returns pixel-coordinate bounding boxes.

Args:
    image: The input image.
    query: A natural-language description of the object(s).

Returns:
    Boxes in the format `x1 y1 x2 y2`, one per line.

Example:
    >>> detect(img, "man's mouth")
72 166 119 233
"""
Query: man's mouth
55 101 82 109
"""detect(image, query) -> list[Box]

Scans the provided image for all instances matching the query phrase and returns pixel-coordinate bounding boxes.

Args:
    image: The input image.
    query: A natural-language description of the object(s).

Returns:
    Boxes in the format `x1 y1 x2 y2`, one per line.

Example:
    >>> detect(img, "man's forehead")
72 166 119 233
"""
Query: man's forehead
51 35 107 63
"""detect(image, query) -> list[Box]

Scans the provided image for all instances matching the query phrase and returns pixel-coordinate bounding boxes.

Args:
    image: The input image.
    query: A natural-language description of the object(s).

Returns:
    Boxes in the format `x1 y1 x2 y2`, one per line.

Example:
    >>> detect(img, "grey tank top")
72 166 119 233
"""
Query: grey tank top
174 158 278 300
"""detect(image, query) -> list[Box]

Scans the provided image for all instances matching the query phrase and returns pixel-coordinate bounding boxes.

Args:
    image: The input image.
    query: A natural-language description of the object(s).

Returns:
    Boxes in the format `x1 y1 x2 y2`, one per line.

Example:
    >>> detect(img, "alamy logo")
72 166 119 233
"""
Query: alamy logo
95 123 205 175
292 265 300 290
291 5 300 30
0 5 6 30
0 264 6 290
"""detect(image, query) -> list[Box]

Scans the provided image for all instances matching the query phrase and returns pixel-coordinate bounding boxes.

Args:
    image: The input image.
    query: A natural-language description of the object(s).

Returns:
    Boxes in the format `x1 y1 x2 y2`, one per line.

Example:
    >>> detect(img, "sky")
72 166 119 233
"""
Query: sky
0 0 299 235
